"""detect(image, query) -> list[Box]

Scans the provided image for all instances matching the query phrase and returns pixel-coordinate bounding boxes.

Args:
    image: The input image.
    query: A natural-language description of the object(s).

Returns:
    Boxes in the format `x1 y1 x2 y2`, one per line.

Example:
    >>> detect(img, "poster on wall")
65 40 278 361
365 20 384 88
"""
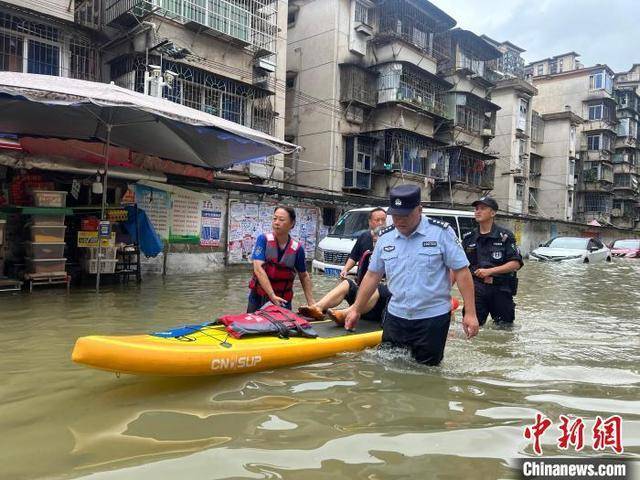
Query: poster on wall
169 192 202 244
226 200 320 265
200 196 225 247
134 184 170 240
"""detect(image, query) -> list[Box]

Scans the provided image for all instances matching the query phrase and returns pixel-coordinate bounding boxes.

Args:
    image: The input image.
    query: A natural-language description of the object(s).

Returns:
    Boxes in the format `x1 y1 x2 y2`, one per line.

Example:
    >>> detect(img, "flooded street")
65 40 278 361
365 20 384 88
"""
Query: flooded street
1 261 639 479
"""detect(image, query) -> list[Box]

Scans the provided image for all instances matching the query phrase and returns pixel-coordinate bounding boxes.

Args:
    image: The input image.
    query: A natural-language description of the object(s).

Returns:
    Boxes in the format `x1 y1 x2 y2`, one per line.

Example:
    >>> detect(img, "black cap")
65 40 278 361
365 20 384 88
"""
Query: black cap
472 196 499 211
388 184 421 215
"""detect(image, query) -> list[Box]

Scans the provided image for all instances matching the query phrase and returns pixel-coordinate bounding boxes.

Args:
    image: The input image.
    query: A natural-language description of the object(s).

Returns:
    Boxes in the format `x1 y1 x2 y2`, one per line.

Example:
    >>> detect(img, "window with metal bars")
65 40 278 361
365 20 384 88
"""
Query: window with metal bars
583 192 612 213
376 0 449 61
0 9 98 80
344 136 373 190
109 55 276 134
375 63 447 117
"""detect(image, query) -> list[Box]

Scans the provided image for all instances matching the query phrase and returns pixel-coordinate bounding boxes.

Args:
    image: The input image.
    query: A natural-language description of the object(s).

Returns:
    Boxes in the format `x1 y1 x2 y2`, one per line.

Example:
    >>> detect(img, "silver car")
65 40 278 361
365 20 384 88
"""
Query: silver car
530 237 612 263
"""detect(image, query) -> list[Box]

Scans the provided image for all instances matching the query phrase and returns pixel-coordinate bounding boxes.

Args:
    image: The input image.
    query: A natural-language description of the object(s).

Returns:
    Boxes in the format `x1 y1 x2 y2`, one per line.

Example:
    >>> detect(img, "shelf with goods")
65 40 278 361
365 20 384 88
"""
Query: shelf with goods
23 192 70 288
77 208 140 282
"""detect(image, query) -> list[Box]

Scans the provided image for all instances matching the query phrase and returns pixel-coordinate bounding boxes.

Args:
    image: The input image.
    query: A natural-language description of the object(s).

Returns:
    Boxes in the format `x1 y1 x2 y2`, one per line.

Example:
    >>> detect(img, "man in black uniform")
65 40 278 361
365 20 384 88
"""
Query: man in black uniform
462 196 523 326
339 207 387 279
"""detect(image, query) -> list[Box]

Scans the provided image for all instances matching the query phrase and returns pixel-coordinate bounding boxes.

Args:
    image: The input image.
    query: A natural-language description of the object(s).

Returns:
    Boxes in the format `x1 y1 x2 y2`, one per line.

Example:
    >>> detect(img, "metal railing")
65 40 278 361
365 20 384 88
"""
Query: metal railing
104 0 278 56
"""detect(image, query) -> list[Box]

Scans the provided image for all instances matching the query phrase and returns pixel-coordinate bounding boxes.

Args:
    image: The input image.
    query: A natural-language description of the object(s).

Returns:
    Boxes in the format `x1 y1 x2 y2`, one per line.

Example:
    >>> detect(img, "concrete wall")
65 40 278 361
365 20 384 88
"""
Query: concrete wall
490 88 518 212
286 0 340 191
534 117 574 220
490 86 536 215
533 73 589 117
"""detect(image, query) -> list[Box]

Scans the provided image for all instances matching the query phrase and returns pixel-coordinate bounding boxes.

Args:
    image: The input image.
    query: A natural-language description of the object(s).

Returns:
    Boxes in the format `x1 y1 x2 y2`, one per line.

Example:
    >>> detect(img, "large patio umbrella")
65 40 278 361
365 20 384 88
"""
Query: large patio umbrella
0 72 299 291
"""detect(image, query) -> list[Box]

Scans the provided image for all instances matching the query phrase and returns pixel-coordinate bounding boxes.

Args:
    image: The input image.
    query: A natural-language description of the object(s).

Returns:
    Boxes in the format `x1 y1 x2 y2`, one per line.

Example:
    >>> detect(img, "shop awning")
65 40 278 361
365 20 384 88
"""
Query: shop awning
0 72 300 169
0 151 167 183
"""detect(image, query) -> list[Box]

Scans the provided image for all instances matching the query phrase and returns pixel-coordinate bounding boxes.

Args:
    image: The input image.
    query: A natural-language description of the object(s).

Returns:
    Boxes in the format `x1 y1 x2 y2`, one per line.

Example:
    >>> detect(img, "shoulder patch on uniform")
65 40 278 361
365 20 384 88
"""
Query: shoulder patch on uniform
380 225 396 236
428 218 449 229
500 232 509 243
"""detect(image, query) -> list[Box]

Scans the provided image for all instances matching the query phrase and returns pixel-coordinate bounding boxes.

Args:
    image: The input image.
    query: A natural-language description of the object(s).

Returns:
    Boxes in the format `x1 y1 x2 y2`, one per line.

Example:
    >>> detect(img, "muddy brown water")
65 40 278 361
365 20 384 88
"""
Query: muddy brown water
0 261 639 479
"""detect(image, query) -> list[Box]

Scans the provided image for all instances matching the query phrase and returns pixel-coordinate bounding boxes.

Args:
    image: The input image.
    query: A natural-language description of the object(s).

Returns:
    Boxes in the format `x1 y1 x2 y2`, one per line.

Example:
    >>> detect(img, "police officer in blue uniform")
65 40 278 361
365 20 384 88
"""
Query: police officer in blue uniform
462 196 523 326
344 184 479 366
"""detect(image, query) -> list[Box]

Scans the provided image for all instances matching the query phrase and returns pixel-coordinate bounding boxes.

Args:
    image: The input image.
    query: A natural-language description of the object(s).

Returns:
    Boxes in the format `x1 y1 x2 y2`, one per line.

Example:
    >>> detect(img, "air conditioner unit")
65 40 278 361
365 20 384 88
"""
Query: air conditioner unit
354 22 373 37
255 57 276 73
612 208 622 217
345 105 364 124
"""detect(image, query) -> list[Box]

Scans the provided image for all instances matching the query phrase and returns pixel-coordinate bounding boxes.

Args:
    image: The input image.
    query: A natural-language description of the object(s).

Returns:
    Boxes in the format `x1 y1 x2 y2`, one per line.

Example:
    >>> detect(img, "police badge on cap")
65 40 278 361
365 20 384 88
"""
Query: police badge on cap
388 184 421 215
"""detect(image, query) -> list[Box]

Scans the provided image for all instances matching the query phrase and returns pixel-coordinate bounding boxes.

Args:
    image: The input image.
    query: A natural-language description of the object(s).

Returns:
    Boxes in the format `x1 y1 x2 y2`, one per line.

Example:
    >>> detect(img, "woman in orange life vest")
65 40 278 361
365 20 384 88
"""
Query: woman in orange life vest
247 206 315 313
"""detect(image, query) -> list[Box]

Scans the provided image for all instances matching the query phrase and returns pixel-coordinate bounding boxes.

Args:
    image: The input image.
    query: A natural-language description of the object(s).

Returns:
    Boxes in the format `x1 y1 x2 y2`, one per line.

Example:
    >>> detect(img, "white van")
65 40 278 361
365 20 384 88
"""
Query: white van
312 207 476 275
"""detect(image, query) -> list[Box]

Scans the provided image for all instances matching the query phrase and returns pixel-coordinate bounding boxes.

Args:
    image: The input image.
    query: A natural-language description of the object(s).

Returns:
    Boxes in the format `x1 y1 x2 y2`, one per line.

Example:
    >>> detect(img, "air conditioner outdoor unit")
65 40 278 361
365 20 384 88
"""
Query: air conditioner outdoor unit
612 208 622 217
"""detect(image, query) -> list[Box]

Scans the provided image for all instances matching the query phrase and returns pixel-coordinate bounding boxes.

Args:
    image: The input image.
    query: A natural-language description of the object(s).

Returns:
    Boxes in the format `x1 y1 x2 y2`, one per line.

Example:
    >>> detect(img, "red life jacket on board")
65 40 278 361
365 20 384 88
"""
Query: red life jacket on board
219 305 317 339
249 233 301 302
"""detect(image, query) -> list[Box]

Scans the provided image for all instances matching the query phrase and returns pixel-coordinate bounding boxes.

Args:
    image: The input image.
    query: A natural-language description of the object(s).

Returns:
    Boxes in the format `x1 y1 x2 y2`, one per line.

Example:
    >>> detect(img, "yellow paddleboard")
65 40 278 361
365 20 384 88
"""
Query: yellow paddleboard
72 320 382 376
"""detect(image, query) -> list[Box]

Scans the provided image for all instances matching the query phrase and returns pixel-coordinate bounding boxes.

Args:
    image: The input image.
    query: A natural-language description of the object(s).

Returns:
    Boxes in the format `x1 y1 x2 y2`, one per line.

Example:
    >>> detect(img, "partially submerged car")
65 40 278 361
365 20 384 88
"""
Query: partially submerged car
530 236 611 263
610 239 640 258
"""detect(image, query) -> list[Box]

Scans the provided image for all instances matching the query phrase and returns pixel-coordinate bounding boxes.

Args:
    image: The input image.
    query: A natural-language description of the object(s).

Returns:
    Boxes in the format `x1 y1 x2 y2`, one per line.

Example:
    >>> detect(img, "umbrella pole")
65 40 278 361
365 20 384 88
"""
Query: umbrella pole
96 124 113 293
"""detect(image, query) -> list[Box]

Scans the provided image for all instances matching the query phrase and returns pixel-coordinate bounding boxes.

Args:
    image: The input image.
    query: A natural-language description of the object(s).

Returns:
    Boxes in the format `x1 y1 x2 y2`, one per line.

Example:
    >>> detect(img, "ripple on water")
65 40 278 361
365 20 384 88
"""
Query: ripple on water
508 365 640 386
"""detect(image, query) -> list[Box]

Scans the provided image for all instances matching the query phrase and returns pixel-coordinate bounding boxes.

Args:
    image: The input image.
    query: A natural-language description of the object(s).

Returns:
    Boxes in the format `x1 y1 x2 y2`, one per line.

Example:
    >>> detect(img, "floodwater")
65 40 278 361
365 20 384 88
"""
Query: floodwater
0 261 639 480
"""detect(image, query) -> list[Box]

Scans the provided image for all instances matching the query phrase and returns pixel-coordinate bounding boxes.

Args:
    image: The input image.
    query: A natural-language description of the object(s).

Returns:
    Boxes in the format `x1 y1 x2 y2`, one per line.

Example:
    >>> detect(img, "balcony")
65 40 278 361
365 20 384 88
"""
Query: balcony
374 0 454 63
612 202 636 219
104 0 278 56
375 63 451 119
437 30 501 87
75 0 101 30
585 89 614 102
615 136 638 149
370 40 438 76
445 147 496 189
613 173 639 195
583 149 613 161
583 119 617 134
104 0 154 27
340 64 377 108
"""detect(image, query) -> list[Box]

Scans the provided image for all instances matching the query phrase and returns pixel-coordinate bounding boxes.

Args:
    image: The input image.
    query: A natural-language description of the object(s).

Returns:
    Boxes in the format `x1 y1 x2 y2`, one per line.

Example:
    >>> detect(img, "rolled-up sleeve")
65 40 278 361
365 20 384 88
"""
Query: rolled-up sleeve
441 227 470 270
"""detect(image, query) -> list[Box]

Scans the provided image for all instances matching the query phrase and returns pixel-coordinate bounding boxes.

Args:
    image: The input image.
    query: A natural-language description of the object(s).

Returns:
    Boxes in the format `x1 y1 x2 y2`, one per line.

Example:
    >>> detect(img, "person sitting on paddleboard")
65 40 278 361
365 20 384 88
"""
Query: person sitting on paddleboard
299 226 391 325
248 206 315 313
339 207 387 279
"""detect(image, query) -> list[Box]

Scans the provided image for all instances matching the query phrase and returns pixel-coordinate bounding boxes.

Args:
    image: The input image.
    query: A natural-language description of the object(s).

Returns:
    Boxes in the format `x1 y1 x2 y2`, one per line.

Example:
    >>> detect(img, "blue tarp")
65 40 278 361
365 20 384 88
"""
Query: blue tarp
123 205 163 257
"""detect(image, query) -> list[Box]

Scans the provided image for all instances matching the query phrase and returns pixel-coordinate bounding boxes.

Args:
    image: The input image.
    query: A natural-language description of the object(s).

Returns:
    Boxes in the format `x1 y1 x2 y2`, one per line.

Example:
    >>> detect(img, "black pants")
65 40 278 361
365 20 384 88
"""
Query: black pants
345 279 392 322
381 310 451 366
469 281 515 326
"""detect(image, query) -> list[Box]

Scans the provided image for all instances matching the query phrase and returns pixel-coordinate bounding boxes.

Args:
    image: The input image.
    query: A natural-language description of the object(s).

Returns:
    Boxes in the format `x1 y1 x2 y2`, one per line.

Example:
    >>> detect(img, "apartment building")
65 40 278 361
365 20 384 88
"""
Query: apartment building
612 65 640 229
0 0 288 179
285 0 499 204
527 54 617 224
0 1 99 81
481 36 537 215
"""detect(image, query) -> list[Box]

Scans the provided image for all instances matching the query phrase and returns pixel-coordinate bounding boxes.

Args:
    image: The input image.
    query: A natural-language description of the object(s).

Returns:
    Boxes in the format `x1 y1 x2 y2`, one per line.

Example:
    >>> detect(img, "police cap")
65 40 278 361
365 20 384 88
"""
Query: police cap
388 184 421 215
472 196 499 211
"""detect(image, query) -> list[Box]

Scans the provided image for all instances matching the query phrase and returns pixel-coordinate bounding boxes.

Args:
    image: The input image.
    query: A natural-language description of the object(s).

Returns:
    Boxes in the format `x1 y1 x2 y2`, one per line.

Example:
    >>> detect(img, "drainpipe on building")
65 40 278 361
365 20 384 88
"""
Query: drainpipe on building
329 0 341 193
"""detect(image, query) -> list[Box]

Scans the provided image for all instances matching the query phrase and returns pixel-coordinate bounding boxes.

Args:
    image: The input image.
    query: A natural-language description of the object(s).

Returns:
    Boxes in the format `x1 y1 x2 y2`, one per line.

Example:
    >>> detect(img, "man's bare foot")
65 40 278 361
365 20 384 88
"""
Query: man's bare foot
327 308 348 326
298 305 325 321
